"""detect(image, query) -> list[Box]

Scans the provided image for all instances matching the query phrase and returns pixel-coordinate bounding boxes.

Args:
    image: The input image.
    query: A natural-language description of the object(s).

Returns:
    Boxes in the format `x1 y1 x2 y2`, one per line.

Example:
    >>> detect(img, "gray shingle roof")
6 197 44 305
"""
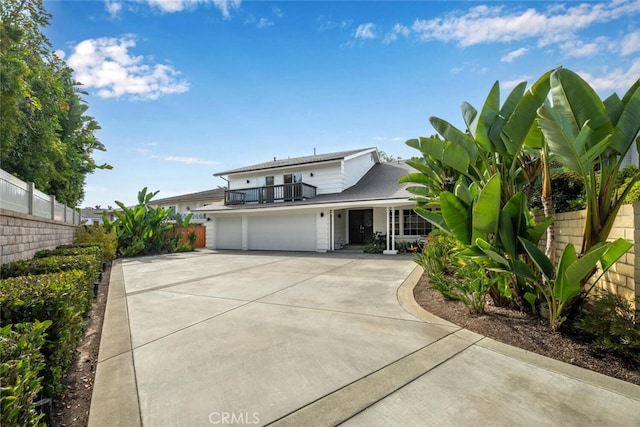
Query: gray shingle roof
150 188 226 205
213 148 376 176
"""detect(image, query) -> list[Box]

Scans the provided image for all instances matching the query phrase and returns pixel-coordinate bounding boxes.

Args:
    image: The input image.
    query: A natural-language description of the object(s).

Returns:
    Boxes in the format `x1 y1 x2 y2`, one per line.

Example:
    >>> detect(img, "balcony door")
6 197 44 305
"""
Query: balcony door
349 209 373 244
284 173 302 201
259 176 274 203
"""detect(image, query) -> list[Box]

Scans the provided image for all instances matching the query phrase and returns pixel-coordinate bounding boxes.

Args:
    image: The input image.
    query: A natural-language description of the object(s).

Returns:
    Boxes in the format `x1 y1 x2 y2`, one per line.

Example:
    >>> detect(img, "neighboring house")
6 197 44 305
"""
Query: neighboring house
149 188 226 223
81 207 116 225
196 148 430 253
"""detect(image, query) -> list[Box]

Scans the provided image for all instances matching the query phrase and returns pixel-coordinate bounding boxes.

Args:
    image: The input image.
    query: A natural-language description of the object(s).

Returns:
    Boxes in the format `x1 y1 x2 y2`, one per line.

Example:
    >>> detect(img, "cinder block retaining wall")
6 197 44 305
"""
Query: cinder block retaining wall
0 209 77 264
547 203 639 302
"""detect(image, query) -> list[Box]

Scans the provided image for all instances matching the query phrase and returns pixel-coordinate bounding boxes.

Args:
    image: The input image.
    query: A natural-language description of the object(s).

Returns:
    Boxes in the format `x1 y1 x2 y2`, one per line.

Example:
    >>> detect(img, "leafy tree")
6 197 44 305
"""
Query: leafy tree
0 0 109 206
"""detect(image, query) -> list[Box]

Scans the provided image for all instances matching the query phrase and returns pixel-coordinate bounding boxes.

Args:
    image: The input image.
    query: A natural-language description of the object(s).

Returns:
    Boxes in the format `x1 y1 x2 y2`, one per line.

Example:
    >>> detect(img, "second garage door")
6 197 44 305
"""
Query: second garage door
248 214 316 251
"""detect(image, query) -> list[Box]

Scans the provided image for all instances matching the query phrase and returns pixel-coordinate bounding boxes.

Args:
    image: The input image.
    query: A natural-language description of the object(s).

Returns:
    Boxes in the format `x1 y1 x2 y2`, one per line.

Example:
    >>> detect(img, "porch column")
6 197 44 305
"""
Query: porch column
383 206 398 255
385 207 390 251
330 209 335 251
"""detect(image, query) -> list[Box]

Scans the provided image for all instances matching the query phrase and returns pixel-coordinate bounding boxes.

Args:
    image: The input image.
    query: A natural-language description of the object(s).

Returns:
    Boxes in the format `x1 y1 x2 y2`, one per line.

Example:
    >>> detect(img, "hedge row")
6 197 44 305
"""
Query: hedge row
0 270 90 396
0 242 104 408
0 321 51 427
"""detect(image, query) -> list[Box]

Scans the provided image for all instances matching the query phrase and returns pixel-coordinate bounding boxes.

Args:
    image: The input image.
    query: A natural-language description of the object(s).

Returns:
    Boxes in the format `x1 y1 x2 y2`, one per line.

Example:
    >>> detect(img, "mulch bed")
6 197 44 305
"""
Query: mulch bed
413 273 640 386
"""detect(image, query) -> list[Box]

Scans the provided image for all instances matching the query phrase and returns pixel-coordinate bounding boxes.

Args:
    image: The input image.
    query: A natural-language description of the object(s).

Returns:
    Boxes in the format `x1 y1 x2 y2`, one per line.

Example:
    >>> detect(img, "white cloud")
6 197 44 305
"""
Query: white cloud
66 36 189 100
578 59 640 92
355 23 376 40
105 1 122 18
621 31 640 56
257 17 273 29
272 6 283 19
411 1 640 47
54 49 66 60
383 24 410 45
501 47 528 63
317 16 352 32
140 0 241 17
559 36 607 57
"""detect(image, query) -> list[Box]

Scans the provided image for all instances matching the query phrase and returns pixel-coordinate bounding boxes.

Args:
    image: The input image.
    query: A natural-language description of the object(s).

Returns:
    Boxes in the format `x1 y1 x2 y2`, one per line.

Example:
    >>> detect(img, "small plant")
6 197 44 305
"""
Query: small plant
575 292 640 364
518 237 633 330
450 259 496 314
188 231 197 248
415 232 460 300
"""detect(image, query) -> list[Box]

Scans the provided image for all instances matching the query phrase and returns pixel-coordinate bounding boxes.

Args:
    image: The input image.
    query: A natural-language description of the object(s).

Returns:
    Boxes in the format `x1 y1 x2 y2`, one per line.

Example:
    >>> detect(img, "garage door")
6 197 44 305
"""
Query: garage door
215 217 242 250
248 214 316 251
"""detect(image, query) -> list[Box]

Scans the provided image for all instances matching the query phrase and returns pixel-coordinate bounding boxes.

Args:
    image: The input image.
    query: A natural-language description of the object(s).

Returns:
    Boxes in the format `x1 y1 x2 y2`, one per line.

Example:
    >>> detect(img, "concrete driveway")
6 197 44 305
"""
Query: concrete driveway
89 250 640 426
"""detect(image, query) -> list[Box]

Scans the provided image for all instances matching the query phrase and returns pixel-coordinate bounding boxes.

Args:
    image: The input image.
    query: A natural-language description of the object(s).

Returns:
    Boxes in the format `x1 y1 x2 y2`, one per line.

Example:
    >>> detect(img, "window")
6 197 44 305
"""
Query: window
284 173 302 184
388 210 400 235
258 176 274 186
403 209 430 235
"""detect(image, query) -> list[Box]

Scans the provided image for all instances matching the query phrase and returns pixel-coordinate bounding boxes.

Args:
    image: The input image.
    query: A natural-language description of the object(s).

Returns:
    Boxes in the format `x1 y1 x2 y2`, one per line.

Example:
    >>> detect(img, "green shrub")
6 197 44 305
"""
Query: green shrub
621 177 640 204
575 292 640 364
74 225 117 261
531 169 586 213
0 321 51 427
415 233 460 299
450 260 496 314
35 245 102 263
0 255 100 307
0 271 89 396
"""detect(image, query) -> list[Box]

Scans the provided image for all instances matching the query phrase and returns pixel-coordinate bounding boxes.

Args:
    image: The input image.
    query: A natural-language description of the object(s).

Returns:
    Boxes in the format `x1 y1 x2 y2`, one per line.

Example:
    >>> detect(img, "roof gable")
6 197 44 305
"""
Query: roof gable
214 148 377 176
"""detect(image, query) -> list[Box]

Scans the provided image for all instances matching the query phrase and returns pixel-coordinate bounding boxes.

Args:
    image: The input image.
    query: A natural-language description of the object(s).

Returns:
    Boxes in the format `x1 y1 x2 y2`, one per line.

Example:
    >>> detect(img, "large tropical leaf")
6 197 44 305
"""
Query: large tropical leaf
519 237 554 280
562 243 610 298
498 211 517 260
475 81 501 153
489 81 526 154
461 101 479 137
553 244 579 302
550 69 613 148
414 207 450 234
537 105 587 178
608 83 640 155
429 117 479 161
502 70 552 152
472 173 501 234
440 191 471 244
599 238 633 272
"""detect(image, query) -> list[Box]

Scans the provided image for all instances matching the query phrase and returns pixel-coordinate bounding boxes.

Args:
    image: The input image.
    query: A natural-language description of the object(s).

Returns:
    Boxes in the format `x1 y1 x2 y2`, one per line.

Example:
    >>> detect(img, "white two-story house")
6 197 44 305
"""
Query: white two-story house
196 147 431 253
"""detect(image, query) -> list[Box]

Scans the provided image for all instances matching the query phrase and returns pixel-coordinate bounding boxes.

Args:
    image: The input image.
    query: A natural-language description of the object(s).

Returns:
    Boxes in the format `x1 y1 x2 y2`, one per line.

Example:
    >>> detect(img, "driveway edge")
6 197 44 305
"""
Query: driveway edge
88 260 142 427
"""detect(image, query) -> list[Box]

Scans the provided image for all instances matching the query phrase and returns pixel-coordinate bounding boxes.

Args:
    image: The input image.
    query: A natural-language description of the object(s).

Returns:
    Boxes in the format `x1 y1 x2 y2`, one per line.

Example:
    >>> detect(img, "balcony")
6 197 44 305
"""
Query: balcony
225 183 317 205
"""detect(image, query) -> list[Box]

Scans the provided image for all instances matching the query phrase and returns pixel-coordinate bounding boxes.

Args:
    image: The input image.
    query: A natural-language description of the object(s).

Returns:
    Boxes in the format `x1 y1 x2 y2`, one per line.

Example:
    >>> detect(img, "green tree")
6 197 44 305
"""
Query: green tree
0 0 109 206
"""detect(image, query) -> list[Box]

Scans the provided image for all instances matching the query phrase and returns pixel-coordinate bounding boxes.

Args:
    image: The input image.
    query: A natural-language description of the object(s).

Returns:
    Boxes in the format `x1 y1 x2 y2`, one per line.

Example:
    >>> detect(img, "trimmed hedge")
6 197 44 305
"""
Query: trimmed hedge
0 271 89 396
35 245 103 264
0 255 100 307
0 321 51 427
73 226 117 262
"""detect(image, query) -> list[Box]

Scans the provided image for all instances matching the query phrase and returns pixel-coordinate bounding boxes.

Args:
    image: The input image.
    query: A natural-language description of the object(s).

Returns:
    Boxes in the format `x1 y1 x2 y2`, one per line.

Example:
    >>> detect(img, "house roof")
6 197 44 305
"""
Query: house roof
198 160 413 213
150 188 226 205
213 148 377 176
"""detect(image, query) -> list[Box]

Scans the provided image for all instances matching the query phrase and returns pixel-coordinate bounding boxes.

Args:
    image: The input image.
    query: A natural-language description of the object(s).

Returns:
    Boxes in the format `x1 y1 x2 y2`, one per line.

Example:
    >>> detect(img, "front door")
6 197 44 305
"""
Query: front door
348 209 373 244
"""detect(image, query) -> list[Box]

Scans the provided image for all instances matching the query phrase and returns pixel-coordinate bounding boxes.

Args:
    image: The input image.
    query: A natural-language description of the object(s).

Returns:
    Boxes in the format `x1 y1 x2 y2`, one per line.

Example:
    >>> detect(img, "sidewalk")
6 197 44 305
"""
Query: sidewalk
89 251 640 426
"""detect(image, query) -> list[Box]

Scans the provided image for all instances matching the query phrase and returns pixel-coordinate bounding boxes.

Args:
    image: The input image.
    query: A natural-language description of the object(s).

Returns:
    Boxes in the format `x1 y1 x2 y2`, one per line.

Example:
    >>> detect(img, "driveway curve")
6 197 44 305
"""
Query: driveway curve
89 250 640 426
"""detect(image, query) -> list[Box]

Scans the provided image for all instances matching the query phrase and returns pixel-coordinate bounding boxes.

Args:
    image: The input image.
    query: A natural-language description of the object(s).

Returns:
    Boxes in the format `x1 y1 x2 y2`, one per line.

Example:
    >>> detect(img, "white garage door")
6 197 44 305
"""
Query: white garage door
248 214 316 251
215 217 242 250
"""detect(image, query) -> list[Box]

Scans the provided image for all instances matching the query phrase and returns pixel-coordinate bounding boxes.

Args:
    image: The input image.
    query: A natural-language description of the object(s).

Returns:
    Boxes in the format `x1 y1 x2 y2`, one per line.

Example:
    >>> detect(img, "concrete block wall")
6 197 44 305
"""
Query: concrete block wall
0 209 77 264
547 203 639 302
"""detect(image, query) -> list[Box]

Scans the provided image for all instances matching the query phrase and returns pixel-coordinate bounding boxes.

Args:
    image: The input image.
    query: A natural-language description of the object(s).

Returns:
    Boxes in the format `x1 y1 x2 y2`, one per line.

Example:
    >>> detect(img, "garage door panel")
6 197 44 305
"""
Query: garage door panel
248 215 316 251
216 217 242 250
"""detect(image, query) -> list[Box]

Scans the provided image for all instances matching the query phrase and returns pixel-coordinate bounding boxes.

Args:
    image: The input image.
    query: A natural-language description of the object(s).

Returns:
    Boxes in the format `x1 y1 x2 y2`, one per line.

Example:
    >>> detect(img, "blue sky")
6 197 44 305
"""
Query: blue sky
44 0 640 207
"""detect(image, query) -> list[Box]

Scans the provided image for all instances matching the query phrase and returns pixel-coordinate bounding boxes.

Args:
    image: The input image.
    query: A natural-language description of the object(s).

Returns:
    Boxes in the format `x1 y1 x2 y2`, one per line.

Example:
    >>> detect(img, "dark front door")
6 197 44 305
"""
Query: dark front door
349 209 373 244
